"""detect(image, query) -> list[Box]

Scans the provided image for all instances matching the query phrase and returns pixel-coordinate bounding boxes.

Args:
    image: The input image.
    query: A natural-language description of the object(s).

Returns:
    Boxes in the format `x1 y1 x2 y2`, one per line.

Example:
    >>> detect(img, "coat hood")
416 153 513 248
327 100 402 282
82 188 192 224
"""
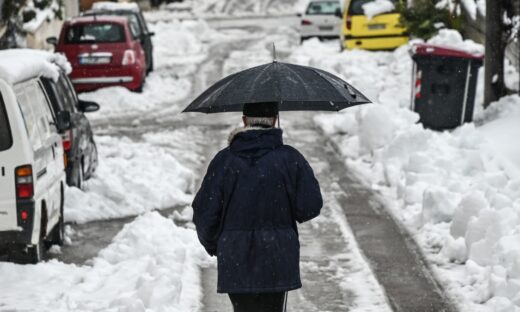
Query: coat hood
229 127 283 160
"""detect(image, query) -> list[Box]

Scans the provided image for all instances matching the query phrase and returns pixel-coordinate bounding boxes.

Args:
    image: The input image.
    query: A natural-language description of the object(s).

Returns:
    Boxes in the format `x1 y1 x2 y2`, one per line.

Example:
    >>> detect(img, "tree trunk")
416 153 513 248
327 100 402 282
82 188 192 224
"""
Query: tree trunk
484 0 506 107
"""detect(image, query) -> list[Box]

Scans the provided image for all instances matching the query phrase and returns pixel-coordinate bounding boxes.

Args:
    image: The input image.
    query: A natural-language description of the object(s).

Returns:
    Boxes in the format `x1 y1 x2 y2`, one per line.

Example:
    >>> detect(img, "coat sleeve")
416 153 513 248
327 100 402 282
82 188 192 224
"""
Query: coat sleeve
192 153 227 256
294 153 323 223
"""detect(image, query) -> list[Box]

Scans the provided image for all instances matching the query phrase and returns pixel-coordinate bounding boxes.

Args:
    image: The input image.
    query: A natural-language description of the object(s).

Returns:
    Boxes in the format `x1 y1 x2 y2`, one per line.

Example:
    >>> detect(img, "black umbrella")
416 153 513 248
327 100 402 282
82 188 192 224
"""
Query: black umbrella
182 61 371 113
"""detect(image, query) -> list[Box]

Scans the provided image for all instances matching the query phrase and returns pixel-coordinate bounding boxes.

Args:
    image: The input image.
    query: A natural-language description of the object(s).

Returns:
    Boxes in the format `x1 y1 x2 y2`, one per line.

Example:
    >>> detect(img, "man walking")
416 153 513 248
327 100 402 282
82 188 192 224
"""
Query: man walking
192 102 323 312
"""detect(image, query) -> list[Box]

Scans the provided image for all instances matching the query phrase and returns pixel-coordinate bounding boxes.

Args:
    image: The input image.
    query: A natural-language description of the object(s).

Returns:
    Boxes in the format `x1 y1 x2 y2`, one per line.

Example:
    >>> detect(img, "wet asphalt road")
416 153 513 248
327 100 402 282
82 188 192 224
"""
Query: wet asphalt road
21 15 457 312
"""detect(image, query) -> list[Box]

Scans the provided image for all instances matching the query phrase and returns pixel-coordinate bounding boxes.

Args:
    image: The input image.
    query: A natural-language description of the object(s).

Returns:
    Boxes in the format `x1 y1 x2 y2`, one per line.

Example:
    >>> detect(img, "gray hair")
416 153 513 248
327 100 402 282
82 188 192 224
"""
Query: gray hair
244 116 276 127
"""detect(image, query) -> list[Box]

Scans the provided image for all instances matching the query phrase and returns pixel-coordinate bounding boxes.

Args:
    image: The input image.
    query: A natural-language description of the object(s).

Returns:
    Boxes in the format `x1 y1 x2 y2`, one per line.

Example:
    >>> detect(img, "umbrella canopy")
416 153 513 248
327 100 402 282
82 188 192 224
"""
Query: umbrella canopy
183 61 371 113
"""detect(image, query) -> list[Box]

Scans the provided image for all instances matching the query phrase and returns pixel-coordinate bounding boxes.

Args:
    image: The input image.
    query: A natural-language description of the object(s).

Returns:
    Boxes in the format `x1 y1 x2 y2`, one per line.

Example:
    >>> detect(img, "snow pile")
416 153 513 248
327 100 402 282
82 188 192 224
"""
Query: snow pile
362 0 395 19
65 136 195 223
92 1 140 12
426 29 484 56
0 212 209 311
150 19 210 69
295 33 520 311
0 49 71 84
79 74 191 122
23 0 60 33
163 0 301 17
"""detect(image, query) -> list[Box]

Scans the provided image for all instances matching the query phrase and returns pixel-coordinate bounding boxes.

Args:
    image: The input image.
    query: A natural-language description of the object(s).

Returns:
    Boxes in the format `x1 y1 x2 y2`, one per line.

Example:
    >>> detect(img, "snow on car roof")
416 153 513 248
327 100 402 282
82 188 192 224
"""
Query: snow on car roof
68 15 129 24
92 1 140 12
0 49 72 85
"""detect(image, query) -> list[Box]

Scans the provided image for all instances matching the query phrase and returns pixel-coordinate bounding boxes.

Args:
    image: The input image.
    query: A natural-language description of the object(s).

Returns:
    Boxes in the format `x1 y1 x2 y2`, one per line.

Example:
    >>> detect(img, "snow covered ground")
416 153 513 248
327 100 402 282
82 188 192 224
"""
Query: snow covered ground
0 212 210 311
300 31 520 311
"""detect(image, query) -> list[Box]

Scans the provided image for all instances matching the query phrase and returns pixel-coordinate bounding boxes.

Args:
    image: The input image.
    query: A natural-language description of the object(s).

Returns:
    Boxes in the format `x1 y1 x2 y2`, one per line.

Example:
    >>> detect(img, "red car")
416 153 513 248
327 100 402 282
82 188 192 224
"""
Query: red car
55 15 146 93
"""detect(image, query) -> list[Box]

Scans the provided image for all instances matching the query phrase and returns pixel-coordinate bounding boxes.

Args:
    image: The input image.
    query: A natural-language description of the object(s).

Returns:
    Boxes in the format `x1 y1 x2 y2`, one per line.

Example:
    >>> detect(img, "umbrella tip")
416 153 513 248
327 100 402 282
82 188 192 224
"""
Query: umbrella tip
272 43 277 63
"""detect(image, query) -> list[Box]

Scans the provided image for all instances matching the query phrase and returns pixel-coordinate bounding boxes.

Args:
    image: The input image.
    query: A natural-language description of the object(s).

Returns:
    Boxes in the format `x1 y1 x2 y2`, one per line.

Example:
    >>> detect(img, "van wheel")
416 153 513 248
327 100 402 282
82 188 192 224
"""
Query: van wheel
8 241 43 264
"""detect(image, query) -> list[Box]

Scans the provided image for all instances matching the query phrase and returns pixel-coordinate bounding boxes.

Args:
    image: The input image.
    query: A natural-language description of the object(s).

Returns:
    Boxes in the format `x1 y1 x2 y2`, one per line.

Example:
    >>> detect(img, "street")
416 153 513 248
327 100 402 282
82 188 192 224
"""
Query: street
1 5 519 312
49 13 449 311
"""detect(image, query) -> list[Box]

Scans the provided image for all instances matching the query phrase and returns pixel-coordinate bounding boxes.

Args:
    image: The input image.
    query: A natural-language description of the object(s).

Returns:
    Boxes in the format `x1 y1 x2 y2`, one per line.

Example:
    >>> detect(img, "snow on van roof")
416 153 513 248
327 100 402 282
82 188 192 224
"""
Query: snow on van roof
0 49 72 85
92 1 140 12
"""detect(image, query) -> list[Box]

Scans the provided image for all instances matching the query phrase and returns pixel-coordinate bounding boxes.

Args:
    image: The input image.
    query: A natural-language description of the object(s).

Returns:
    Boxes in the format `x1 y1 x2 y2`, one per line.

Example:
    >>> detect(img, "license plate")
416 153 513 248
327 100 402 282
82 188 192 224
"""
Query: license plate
79 57 111 65
319 26 334 31
368 24 386 30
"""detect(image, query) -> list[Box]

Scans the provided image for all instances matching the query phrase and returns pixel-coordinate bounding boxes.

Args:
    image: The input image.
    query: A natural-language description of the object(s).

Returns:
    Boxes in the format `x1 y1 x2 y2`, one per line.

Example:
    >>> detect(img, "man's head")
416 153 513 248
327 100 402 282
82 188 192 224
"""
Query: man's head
242 102 278 128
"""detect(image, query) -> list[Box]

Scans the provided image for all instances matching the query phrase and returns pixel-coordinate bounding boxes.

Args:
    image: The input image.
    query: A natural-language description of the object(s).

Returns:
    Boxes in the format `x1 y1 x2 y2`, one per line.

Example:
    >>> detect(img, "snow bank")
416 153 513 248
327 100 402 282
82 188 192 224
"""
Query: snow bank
0 49 71 84
362 0 395 19
297 32 520 311
65 135 195 224
426 29 484 55
92 1 140 12
0 212 209 311
23 0 60 33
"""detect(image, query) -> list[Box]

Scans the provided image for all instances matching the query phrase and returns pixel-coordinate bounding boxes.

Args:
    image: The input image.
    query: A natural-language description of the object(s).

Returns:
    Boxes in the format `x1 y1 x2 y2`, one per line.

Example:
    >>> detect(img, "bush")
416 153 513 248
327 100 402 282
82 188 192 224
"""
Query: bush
396 0 463 40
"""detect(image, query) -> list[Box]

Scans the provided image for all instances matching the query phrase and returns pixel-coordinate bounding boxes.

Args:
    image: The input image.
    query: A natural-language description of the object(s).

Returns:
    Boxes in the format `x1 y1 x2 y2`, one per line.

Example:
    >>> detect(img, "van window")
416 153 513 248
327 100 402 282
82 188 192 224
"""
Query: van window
65 23 125 43
0 95 13 151
306 1 340 15
348 0 398 15
16 82 55 151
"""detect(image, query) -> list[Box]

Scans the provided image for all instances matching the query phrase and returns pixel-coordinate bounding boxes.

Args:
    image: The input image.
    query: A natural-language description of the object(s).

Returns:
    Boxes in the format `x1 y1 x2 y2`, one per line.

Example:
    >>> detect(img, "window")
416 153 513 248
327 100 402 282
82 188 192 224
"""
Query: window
65 23 125 44
15 81 55 151
127 14 142 38
306 1 341 15
57 75 78 113
0 94 13 151
348 0 398 15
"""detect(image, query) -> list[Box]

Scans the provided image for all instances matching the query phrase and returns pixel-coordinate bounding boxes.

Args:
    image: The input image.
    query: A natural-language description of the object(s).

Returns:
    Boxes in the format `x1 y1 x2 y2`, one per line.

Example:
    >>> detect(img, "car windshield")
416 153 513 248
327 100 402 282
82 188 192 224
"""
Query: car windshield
0 94 13 151
306 1 340 15
348 0 398 15
65 23 125 43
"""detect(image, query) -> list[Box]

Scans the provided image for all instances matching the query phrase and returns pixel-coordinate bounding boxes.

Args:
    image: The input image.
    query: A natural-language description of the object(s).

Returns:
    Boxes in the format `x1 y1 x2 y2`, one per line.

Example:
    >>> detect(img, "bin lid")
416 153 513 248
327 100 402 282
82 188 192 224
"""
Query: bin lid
411 44 484 60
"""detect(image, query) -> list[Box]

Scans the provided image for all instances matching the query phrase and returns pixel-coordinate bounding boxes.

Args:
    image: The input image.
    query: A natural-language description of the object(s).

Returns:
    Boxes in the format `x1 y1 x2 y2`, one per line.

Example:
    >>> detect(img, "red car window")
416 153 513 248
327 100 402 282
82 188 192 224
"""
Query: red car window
65 23 126 44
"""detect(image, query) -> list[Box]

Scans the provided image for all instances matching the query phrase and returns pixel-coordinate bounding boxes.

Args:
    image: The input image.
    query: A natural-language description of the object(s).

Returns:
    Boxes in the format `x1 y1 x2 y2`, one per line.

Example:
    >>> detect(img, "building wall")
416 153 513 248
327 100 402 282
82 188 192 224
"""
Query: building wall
25 18 63 50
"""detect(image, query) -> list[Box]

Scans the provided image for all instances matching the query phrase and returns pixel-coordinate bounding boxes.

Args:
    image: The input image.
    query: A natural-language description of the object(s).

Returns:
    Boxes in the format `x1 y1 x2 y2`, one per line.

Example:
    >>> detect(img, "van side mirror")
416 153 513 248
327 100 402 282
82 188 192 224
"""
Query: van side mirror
334 8 342 18
46 36 58 46
56 111 71 131
78 100 100 113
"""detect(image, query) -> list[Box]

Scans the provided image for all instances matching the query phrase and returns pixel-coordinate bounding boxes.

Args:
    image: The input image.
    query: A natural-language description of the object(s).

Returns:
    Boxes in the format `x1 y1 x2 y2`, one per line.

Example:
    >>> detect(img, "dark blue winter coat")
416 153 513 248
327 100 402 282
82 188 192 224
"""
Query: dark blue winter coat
192 127 323 294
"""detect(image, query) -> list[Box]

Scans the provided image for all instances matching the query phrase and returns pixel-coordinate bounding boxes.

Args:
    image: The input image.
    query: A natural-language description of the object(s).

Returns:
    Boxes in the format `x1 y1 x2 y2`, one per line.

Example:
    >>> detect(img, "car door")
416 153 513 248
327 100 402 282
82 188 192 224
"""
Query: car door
0 89 18 231
16 81 63 231
61 74 97 177
137 12 153 70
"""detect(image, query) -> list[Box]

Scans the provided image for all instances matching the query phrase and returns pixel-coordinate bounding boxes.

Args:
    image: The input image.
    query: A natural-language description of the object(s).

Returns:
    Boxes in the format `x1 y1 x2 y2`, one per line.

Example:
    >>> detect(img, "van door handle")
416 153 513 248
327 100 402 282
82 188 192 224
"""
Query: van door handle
51 146 56 159
37 168 47 180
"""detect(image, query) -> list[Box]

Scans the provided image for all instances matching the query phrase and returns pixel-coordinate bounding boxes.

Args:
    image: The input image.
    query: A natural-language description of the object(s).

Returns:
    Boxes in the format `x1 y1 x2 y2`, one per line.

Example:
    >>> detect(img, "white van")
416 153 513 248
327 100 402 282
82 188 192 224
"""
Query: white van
0 50 71 264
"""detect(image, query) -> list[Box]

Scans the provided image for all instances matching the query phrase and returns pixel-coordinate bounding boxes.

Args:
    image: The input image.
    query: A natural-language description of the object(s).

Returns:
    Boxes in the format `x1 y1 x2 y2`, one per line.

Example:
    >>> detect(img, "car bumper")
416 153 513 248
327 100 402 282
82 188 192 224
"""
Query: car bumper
0 200 35 246
344 35 409 50
70 65 144 92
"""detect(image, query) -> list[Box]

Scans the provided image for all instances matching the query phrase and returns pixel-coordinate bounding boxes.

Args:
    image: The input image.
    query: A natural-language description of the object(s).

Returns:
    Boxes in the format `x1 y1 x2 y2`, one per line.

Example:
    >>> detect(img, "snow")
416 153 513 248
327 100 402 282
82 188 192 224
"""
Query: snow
0 49 71 84
297 31 520 311
362 0 395 20
65 135 195 224
23 0 59 33
92 1 140 12
0 212 209 311
460 0 477 20
426 29 484 56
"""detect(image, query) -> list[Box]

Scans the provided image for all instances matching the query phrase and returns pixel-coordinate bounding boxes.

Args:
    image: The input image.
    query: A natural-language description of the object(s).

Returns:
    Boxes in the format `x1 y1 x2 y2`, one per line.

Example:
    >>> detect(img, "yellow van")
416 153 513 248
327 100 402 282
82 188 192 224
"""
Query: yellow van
341 0 408 50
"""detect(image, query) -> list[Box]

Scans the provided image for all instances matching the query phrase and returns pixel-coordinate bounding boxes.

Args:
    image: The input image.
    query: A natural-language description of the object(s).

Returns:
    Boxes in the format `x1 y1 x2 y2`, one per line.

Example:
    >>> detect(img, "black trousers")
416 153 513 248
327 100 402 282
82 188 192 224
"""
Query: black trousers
228 292 287 312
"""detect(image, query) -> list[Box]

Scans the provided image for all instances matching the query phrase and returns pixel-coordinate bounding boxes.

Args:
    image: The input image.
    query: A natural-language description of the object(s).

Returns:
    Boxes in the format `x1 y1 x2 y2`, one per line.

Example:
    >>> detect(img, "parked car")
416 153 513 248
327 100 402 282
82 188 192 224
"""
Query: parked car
83 1 155 74
0 50 70 264
299 0 342 42
51 15 147 93
41 72 99 189
341 0 408 50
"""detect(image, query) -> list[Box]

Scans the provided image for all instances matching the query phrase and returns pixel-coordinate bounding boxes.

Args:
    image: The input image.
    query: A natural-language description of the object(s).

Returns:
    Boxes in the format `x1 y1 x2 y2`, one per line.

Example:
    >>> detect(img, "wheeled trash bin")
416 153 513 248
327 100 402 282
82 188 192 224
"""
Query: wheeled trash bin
410 44 484 130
